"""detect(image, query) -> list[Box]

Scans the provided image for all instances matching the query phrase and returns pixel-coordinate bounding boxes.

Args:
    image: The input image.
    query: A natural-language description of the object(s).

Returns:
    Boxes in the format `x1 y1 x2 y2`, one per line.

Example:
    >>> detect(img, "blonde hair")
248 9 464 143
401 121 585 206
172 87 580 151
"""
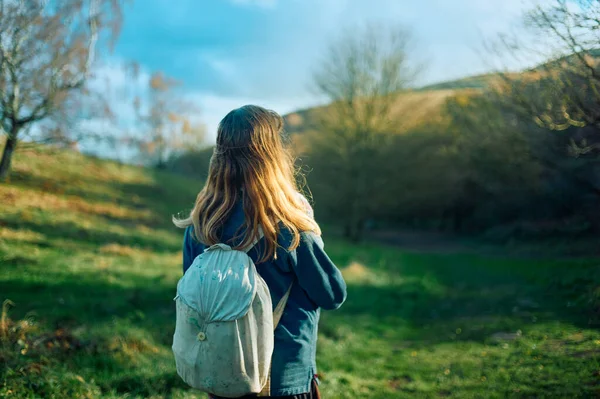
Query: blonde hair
173 105 320 262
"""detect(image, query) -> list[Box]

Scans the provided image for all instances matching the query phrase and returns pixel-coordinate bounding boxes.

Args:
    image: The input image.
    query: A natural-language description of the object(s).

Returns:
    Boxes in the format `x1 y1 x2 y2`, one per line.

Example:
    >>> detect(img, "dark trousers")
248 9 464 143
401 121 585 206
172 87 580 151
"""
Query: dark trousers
210 378 321 399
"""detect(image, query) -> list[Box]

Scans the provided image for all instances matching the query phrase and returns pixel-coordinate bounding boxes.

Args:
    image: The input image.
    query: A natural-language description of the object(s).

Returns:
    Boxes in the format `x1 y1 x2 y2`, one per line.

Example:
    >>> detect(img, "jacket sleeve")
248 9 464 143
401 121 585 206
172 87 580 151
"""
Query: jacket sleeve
288 231 347 310
182 226 199 274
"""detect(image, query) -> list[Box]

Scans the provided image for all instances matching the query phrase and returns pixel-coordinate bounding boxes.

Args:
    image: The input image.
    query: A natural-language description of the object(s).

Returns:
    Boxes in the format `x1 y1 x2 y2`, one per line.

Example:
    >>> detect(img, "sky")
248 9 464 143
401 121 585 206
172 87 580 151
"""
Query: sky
98 0 541 144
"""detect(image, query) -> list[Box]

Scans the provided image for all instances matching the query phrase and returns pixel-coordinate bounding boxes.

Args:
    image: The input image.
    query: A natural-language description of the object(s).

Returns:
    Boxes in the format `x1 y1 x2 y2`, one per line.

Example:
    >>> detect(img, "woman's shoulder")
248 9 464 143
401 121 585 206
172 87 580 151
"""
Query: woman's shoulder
184 225 206 254
184 225 195 242
277 228 323 255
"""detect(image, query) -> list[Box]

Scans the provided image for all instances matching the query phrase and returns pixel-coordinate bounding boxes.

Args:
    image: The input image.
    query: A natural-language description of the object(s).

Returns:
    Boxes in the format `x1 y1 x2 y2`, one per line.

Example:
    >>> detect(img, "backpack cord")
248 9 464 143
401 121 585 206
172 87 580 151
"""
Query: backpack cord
242 226 265 253
258 283 293 397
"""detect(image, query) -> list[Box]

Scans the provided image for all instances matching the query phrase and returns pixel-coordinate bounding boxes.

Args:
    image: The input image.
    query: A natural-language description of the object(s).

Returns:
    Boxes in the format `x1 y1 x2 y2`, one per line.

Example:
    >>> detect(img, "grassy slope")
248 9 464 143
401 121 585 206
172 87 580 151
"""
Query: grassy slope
0 147 200 398
417 74 499 92
284 90 458 136
1 147 600 398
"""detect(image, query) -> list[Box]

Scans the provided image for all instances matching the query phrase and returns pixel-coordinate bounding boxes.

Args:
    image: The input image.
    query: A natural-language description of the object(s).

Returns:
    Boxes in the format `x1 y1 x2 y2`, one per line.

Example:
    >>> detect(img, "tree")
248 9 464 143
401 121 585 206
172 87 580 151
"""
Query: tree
133 70 206 168
490 0 600 139
487 0 600 230
310 23 420 241
0 0 125 180
444 92 543 232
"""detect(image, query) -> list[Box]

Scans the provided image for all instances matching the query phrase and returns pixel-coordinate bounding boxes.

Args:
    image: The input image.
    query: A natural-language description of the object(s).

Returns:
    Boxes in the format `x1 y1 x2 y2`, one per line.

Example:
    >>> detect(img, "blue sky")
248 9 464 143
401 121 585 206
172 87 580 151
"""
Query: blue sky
100 0 541 142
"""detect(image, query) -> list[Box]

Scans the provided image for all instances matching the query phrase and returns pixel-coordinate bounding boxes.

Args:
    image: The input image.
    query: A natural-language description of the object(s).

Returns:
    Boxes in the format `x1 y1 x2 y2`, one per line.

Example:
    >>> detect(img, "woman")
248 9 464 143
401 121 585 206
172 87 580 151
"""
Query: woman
174 105 347 398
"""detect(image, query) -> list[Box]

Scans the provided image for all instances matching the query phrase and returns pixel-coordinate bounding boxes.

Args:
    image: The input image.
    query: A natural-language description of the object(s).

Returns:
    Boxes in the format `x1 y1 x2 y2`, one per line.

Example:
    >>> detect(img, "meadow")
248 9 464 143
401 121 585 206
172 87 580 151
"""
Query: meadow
1 147 600 398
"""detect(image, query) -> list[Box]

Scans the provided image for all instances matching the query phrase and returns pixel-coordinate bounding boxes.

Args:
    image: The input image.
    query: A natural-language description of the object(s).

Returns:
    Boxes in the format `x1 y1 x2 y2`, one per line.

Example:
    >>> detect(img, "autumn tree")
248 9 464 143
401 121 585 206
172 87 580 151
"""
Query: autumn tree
133 70 205 168
309 23 420 241
0 0 125 180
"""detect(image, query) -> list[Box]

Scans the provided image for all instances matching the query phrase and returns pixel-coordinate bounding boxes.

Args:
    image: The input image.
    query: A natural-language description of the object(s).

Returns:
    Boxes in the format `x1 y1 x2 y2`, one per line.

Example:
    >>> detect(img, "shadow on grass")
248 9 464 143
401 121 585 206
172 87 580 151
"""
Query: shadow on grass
116 169 200 217
1 218 180 254
3 251 595 351
107 372 188 397
7 168 198 225
9 170 123 205
0 274 177 346
0 271 192 397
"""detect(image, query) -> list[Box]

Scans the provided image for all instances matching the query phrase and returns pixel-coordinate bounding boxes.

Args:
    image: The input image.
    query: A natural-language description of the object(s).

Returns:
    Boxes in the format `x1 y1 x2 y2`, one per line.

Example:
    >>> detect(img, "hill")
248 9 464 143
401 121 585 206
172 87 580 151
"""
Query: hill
418 73 499 91
284 89 460 137
1 146 600 398
282 69 502 136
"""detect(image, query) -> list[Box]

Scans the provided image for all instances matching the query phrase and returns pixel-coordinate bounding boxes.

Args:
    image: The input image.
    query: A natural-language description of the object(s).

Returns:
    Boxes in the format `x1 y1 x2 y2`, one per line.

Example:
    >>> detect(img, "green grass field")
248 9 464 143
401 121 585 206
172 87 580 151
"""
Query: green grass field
1 147 600 398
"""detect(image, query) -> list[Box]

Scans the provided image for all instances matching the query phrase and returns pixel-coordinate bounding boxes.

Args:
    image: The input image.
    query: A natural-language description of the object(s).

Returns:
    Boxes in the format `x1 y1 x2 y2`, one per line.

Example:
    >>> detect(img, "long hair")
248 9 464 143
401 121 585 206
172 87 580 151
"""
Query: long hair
173 105 320 262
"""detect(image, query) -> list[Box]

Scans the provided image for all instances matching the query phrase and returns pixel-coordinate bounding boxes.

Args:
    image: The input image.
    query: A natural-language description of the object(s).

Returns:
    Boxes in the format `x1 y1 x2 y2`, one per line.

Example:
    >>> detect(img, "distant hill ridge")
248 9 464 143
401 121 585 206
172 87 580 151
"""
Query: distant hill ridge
284 49 600 135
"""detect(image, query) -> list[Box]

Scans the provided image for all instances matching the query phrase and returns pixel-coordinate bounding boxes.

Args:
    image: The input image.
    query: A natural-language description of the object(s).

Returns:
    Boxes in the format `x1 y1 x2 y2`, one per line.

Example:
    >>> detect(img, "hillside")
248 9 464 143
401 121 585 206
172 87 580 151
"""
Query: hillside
283 68 498 136
1 147 200 236
0 147 202 397
418 73 499 91
284 89 460 136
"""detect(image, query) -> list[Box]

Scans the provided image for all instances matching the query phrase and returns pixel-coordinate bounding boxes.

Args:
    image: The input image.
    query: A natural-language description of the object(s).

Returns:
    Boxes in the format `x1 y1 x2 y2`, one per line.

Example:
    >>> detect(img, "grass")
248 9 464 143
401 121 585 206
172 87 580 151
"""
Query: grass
1 146 600 398
418 73 499 91
284 90 457 137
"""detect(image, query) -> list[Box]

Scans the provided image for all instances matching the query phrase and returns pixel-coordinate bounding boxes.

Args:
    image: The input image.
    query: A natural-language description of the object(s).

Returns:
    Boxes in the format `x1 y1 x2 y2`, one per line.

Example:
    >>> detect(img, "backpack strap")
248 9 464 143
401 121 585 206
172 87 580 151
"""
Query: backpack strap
241 224 291 328
245 225 292 397
272 283 292 329
259 283 293 397
242 226 264 253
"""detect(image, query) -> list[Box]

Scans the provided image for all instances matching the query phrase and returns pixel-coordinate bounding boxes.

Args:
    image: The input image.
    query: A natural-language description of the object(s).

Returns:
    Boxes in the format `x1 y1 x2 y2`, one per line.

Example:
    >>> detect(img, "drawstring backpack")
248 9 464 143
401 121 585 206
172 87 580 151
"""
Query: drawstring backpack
172 229 292 398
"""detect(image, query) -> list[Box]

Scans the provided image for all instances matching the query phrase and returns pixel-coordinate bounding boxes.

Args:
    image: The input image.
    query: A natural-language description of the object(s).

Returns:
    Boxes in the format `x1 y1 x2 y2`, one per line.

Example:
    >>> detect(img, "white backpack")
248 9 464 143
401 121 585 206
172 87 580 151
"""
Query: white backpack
172 231 291 397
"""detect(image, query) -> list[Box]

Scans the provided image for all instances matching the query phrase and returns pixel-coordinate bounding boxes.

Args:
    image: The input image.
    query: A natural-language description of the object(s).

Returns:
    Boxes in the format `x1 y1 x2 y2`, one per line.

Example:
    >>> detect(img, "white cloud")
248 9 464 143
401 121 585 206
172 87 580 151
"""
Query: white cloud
197 53 244 92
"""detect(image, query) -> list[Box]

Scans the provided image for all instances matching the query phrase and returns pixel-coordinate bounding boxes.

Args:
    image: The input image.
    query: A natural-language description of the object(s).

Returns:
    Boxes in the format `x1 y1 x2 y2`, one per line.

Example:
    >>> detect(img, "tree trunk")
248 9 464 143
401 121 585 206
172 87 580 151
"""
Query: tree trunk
0 134 18 181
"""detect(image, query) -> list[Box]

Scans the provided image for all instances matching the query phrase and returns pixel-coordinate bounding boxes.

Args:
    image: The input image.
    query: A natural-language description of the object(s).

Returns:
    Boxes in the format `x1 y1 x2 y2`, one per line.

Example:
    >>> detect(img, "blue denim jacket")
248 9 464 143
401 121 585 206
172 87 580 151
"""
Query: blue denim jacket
182 201 347 396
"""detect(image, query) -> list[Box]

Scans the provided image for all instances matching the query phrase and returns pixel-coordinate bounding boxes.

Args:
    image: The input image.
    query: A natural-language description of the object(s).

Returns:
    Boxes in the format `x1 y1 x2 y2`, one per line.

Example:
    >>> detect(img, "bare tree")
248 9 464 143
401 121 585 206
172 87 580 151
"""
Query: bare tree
490 0 600 137
310 23 420 241
478 0 600 203
0 0 124 180
134 71 206 168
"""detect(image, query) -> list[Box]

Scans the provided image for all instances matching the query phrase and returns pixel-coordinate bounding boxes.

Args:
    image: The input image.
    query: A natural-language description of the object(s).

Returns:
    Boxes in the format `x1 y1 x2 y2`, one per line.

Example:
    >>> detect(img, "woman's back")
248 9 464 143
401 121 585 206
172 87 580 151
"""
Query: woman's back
183 199 346 396
175 105 346 398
